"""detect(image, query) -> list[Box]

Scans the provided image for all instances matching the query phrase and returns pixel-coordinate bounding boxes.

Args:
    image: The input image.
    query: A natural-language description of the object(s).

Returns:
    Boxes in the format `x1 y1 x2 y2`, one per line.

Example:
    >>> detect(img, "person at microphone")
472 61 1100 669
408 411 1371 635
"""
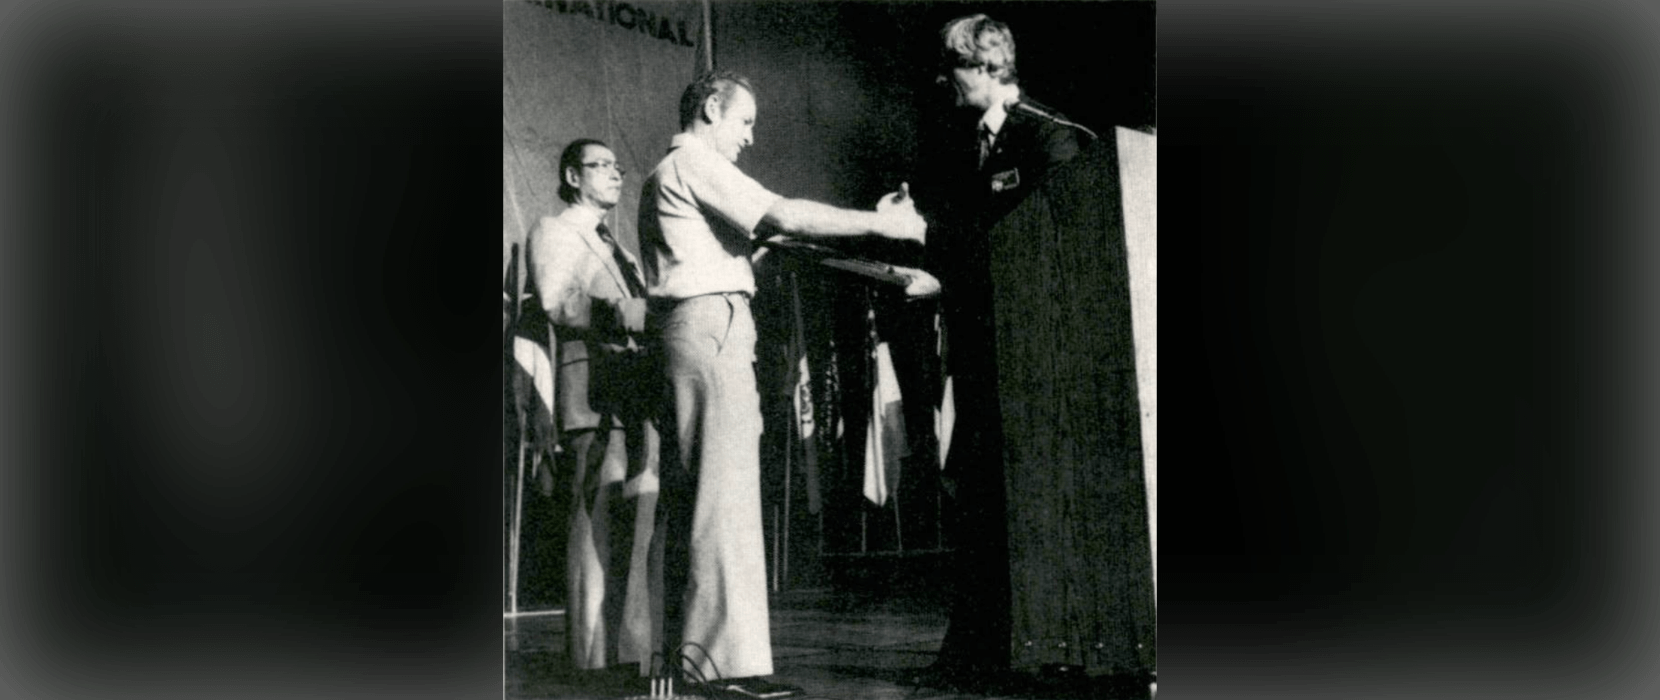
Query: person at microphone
915 13 1094 682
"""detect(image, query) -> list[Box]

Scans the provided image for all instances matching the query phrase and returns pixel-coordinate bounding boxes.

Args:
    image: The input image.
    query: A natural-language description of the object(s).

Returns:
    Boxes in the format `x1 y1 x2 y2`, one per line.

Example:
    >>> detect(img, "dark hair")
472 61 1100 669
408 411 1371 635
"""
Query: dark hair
677 70 756 130
557 138 609 205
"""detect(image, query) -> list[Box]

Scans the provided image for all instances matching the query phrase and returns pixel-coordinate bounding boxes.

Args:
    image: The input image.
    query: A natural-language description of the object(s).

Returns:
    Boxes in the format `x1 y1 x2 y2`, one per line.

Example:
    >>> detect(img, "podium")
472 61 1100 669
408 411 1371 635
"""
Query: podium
989 131 1156 675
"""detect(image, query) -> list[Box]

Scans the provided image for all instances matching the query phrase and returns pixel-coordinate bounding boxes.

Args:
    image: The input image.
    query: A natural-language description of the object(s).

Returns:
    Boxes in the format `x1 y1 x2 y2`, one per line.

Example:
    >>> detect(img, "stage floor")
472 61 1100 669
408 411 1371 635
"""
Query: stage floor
505 589 1152 700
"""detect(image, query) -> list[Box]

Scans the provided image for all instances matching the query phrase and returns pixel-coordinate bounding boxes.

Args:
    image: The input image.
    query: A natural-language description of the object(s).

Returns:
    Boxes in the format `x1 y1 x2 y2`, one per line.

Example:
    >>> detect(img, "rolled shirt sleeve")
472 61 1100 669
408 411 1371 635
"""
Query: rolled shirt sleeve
639 134 783 299
682 149 780 235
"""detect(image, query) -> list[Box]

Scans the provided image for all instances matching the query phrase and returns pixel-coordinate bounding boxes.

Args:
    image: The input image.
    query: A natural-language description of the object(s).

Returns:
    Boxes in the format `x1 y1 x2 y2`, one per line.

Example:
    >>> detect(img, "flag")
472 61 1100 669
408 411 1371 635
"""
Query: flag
933 311 955 470
793 353 815 440
513 336 556 424
862 341 908 506
934 375 955 470
787 272 822 513
512 309 559 486
793 353 824 513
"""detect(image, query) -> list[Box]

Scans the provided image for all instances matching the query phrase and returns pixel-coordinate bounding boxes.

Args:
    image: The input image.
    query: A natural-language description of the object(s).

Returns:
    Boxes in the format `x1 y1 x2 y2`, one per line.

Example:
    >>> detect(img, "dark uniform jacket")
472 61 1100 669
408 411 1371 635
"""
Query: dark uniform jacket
920 96 1088 386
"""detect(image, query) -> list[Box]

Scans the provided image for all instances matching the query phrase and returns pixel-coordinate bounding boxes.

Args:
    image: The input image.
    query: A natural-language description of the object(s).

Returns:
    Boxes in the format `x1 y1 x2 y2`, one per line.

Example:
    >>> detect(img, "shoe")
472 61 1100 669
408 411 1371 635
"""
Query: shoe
570 663 646 693
909 660 1001 693
909 663 969 693
905 663 947 688
714 676 804 699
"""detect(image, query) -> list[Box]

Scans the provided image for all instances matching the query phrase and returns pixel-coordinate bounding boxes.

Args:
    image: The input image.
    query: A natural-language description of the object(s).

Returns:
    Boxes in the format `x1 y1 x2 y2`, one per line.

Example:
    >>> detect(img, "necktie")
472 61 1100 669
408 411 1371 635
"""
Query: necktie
977 124 994 169
596 222 647 298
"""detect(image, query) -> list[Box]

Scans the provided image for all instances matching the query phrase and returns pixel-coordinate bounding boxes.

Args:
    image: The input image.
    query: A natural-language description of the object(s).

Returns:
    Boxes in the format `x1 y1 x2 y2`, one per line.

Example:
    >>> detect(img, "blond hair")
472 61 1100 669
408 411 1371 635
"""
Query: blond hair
940 14 1017 85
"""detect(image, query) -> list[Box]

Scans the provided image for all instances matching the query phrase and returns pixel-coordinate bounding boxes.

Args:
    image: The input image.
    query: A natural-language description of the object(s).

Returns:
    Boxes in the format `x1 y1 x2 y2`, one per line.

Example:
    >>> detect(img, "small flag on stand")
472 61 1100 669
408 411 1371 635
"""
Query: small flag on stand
512 322 559 480
787 272 822 514
513 335 556 430
862 341 908 506
932 311 955 470
934 375 955 470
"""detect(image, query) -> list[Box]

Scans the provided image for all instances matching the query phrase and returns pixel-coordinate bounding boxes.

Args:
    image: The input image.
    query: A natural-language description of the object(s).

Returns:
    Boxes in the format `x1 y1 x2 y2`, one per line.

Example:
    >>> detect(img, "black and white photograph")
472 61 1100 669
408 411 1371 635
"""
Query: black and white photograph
502 2 1157 698
16 1 1660 700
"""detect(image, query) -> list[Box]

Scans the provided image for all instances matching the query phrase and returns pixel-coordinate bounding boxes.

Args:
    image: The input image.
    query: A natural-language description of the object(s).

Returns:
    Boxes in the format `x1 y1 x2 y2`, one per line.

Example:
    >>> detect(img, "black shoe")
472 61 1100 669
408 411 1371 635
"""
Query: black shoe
714 676 804 699
570 663 646 692
906 662 944 685
909 660 1001 693
909 663 969 693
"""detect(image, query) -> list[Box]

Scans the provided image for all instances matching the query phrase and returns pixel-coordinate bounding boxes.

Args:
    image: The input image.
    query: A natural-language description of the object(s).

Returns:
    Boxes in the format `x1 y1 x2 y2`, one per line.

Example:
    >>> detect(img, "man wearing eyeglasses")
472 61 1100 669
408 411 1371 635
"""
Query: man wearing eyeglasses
918 13 1092 682
527 138 660 677
637 70 927 696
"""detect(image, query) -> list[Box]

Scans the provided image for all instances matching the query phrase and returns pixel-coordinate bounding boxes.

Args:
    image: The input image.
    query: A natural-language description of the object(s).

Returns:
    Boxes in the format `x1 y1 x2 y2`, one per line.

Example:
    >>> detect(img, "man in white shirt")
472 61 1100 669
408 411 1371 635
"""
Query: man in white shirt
637 70 926 694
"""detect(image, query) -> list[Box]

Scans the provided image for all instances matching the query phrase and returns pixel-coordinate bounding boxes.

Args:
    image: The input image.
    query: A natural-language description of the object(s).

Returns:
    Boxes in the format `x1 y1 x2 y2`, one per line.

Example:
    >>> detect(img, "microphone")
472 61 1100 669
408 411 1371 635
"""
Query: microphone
1007 99 1099 141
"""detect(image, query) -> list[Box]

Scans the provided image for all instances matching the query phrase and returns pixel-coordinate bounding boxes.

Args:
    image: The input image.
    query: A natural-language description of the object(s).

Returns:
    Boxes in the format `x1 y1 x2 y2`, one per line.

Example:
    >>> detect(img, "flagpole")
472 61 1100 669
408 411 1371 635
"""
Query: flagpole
863 286 876 554
509 409 527 615
783 410 793 588
771 504 780 593
878 320 904 553
892 462 903 553
700 0 713 73
780 362 793 591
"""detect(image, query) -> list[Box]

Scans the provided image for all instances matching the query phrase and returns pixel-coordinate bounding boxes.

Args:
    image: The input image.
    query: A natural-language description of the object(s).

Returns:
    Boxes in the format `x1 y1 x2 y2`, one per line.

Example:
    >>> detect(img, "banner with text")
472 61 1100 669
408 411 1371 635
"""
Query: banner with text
504 0 705 289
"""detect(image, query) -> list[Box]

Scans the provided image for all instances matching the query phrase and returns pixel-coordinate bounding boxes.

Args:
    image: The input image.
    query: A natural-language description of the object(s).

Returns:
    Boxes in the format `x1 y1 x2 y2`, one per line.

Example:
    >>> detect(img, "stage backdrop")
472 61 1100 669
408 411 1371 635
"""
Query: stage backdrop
503 0 707 293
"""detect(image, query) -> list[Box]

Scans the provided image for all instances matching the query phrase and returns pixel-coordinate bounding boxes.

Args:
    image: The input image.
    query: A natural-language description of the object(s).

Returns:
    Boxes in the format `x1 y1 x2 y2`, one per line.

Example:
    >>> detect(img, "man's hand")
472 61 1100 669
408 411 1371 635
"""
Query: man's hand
889 265 941 297
616 298 647 334
876 182 926 244
875 182 912 212
887 207 927 245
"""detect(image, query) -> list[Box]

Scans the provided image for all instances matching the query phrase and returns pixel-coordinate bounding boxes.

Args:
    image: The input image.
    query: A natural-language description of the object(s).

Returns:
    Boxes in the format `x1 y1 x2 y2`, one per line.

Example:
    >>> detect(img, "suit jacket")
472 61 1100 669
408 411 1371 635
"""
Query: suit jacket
921 96 1088 384
526 205 649 432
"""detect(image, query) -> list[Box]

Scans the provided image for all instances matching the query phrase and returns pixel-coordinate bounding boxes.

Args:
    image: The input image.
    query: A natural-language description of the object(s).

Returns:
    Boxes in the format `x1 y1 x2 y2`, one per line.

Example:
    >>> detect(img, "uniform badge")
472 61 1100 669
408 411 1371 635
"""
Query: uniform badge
990 168 1021 193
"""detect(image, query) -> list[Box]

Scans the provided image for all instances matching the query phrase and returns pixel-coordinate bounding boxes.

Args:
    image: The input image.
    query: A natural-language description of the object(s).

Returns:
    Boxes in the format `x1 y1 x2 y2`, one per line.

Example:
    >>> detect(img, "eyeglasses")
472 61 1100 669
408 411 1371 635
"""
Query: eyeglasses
582 160 627 176
939 52 981 71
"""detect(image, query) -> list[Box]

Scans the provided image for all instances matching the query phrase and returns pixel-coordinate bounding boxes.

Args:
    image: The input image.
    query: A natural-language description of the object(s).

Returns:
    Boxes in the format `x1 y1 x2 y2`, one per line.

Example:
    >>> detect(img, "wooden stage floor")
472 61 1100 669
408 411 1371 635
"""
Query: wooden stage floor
505 589 1153 700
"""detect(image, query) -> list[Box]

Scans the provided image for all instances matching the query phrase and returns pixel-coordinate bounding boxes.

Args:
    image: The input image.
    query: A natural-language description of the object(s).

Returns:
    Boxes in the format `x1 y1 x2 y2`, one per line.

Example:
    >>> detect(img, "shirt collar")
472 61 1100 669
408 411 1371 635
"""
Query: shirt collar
979 100 1009 139
670 132 708 154
560 202 604 232
980 82 1028 138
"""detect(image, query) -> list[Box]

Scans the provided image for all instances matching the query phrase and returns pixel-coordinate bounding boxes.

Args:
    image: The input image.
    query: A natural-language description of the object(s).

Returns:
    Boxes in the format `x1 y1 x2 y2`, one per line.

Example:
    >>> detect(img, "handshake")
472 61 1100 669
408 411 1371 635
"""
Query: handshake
754 183 939 297
875 182 928 245
875 183 940 297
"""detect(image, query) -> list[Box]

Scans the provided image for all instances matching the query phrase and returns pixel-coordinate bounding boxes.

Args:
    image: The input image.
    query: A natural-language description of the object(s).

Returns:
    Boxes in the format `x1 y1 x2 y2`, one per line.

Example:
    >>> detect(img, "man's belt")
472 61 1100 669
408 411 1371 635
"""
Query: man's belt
647 290 752 315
